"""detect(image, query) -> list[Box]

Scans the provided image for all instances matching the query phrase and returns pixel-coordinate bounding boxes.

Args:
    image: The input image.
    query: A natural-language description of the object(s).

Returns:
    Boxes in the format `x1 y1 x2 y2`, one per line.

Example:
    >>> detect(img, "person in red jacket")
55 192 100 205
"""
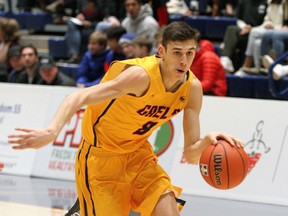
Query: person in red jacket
190 34 227 96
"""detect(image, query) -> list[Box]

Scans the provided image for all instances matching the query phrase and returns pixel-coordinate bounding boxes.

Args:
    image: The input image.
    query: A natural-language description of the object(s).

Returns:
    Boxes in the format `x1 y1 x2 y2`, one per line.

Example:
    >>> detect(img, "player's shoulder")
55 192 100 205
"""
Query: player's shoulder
189 74 203 98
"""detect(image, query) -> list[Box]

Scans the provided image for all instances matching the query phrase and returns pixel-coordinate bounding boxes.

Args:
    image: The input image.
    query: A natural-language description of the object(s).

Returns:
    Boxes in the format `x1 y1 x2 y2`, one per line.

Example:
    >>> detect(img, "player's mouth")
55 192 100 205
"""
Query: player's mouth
177 69 185 73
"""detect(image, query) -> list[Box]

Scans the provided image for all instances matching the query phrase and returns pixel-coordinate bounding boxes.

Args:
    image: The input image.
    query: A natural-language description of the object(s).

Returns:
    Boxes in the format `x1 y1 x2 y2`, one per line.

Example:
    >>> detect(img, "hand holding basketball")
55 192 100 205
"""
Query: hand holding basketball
199 139 249 190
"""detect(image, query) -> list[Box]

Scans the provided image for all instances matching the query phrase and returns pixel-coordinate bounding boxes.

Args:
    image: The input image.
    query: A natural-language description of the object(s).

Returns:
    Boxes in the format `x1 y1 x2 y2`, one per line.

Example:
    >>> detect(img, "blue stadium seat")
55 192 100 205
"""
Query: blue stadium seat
205 17 237 40
48 37 69 59
226 74 255 98
11 12 53 31
57 64 78 81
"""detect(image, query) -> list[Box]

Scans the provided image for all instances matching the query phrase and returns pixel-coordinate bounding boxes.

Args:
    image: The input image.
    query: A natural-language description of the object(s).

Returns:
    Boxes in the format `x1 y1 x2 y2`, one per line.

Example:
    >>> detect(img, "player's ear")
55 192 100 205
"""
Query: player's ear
157 44 165 57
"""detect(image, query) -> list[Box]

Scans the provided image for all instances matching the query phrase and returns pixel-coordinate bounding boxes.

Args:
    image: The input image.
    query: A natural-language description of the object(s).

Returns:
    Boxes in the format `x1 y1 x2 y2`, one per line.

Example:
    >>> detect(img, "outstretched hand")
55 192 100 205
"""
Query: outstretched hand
7 127 57 150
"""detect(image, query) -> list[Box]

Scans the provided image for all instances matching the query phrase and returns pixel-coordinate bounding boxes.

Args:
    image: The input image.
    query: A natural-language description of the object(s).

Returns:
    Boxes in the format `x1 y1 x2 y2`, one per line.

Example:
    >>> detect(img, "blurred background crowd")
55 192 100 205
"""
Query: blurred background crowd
0 0 288 98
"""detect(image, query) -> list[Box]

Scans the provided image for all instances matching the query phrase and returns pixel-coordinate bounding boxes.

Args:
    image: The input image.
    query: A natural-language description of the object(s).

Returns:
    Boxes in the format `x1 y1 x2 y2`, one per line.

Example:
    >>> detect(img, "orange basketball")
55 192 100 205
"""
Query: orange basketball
199 140 249 190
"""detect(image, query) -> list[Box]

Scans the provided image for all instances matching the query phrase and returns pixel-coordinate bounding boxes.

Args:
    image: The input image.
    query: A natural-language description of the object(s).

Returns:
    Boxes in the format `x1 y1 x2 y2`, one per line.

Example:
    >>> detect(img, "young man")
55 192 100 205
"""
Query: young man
16 45 42 84
8 21 242 216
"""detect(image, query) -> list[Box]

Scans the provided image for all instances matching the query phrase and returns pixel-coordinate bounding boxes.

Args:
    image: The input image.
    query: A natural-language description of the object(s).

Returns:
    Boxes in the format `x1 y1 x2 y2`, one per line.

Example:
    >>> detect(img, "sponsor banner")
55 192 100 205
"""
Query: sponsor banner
170 96 288 206
0 84 53 176
31 86 79 180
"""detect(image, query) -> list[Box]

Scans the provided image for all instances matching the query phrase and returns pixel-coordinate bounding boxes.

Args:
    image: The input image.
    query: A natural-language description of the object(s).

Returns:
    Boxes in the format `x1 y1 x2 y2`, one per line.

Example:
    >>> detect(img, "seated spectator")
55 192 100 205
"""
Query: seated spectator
154 25 167 51
132 35 153 58
121 0 159 42
190 33 227 96
260 1 288 60
95 0 159 44
210 0 238 17
65 0 104 63
220 0 267 73
235 0 284 75
39 56 76 86
77 31 108 88
262 54 288 80
39 0 78 24
143 0 169 26
166 0 190 15
17 45 42 84
7 45 24 83
0 17 21 82
119 33 137 59
104 26 127 72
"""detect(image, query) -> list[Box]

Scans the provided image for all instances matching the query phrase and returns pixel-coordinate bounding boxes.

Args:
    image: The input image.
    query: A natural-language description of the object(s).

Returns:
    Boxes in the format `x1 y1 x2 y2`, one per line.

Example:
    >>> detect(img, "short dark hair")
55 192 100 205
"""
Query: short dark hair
161 21 198 48
20 44 38 56
106 26 127 41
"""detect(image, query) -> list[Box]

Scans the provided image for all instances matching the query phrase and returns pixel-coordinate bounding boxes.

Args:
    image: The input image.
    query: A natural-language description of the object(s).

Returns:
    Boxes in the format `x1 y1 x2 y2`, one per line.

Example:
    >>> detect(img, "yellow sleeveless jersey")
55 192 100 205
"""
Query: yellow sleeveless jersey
81 55 194 153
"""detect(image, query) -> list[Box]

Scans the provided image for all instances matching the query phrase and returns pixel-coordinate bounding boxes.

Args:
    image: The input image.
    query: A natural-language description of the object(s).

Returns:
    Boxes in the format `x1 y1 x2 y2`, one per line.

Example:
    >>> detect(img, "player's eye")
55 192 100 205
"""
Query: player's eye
187 51 194 56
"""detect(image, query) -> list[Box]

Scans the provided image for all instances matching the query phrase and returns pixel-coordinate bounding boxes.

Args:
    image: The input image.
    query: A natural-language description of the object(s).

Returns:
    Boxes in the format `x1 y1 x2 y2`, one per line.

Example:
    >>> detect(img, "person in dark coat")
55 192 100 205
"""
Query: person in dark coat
39 56 76 86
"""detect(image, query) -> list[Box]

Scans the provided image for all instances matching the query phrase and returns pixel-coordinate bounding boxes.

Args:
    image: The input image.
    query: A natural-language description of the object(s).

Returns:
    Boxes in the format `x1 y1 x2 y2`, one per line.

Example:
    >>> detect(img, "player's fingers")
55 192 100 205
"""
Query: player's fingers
226 136 243 148
14 127 33 133
12 143 31 150
7 133 30 140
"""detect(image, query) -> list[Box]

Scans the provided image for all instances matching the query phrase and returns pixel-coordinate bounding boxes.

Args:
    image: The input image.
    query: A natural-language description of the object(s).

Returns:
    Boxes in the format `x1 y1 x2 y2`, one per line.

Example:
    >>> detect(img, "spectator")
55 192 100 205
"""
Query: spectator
132 35 153 58
7 45 24 83
0 17 21 82
190 33 227 96
262 54 288 80
119 32 137 59
65 0 104 63
38 0 78 24
143 0 169 26
121 0 159 42
17 45 42 84
260 0 288 60
39 56 76 86
154 25 167 51
236 0 285 75
104 26 127 72
220 0 267 73
77 31 108 88
210 0 238 17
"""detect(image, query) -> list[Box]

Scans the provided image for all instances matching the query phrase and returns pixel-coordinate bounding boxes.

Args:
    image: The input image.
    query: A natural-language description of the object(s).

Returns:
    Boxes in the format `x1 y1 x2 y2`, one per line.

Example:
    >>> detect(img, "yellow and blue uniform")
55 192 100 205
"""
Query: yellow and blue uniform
76 55 194 216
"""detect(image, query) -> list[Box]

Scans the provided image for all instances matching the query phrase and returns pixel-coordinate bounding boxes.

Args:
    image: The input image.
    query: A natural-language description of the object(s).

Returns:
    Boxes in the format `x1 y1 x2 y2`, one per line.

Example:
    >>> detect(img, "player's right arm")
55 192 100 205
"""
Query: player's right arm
8 65 150 150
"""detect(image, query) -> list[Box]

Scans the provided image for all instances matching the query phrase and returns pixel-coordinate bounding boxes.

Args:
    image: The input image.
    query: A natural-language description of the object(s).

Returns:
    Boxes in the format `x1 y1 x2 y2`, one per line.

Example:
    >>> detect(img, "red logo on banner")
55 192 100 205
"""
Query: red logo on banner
245 121 270 173
53 109 84 148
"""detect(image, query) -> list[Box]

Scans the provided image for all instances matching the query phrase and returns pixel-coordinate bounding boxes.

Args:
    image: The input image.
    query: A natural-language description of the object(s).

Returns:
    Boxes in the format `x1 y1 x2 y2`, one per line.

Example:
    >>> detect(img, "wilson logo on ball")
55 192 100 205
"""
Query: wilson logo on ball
199 140 249 190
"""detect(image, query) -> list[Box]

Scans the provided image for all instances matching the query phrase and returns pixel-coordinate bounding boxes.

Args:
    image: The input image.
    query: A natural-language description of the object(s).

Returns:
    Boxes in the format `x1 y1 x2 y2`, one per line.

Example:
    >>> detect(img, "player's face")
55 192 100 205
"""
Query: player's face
158 39 197 80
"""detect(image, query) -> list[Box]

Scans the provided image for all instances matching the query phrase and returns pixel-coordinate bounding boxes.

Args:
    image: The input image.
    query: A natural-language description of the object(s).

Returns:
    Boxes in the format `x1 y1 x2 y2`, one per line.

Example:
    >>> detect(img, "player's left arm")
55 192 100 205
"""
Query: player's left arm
183 77 243 164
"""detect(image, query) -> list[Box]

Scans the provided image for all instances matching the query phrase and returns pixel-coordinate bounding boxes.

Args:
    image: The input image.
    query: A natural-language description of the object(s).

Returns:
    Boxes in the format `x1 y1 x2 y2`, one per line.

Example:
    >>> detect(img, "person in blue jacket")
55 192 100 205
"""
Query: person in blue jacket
76 31 108 88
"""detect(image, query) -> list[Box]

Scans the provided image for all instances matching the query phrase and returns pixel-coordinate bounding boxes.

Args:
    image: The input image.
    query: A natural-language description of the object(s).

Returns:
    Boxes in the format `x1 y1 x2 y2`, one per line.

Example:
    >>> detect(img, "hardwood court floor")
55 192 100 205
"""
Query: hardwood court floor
0 174 287 216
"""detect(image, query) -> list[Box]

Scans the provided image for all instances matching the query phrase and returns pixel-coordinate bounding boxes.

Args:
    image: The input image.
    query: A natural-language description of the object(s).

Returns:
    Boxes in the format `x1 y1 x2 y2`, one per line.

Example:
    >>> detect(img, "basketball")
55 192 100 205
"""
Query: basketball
199 140 249 190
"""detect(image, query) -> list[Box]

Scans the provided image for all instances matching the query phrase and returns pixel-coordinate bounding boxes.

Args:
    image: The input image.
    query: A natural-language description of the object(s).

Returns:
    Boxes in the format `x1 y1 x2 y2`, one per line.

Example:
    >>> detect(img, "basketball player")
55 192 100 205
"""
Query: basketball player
8 21 242 216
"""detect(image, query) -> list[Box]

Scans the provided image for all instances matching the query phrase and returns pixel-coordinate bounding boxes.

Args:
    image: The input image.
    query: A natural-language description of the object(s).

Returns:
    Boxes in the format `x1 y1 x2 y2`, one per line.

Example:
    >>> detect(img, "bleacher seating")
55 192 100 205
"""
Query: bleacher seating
226 74 288 100
49 37 69 59
169 14 237 40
